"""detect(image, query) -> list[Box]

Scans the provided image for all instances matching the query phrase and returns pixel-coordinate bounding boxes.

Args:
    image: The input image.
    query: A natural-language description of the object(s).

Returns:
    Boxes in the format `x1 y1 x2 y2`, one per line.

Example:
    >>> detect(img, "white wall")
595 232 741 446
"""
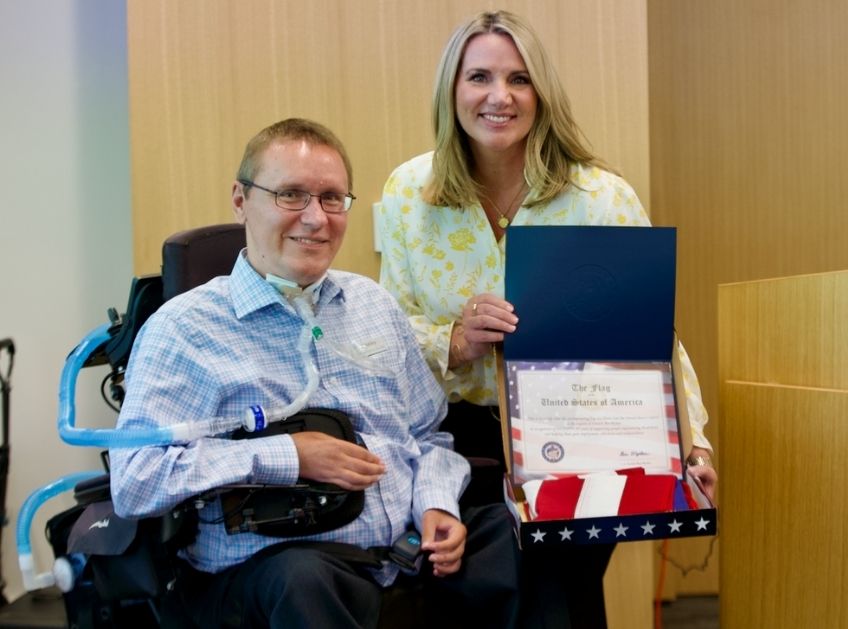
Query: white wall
0 0 132 600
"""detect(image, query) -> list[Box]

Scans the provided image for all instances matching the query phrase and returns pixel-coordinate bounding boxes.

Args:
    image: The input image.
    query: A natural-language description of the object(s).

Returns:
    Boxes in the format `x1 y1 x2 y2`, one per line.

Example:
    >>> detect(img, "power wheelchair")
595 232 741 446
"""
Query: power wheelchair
15 224 433 628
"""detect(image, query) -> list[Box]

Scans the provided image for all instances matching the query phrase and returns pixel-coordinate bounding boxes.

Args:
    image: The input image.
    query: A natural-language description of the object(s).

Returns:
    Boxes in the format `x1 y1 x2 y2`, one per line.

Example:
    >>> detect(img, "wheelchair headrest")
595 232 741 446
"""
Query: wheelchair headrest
161 223 246 301
92 224 246 371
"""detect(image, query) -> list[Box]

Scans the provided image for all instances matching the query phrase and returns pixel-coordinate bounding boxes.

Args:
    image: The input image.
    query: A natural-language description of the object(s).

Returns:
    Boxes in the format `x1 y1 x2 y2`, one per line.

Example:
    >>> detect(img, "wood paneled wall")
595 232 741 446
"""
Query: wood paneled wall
128 0 649 278
648 0 848 597
128 2 654 626
718 271 848 627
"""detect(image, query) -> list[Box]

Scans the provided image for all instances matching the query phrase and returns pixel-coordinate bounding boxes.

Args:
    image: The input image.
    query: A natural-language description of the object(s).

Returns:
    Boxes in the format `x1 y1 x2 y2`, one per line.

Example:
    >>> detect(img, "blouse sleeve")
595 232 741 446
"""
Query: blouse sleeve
676 341 713 452
377 167 456 380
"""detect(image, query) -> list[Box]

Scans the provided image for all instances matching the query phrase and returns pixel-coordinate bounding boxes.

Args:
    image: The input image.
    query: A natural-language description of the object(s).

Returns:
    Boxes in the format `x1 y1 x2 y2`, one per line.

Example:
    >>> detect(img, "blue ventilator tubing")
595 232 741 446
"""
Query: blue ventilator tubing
20 295 322 591
57 324 192 448
57 299 320 446
17 471 103 591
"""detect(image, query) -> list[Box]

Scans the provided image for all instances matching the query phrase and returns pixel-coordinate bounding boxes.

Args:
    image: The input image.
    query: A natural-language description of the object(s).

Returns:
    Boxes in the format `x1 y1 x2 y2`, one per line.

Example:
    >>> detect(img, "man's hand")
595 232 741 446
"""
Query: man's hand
420 509 466 577
291 432 385 490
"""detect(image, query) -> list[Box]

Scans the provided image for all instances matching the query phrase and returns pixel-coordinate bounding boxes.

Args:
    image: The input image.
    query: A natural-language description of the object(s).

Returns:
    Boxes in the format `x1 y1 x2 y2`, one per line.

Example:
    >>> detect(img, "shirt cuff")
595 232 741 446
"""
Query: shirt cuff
434 322 453 377
441 321 474 382
412 488 461 529
246 434 300 485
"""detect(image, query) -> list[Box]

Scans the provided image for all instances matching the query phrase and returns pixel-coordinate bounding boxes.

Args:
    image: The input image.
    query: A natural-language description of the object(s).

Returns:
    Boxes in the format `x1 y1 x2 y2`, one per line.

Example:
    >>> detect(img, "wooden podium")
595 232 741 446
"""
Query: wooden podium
718 270 848 628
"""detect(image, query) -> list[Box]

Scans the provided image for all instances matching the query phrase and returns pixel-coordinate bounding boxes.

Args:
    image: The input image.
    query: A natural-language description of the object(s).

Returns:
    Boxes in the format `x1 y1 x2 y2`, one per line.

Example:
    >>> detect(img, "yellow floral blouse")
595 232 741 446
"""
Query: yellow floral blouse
378 151 711 450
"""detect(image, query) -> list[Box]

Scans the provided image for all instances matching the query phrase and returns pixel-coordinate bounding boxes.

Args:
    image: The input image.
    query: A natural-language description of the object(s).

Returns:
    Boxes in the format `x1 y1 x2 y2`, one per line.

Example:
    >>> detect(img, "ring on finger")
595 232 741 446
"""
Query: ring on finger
472 302 478 314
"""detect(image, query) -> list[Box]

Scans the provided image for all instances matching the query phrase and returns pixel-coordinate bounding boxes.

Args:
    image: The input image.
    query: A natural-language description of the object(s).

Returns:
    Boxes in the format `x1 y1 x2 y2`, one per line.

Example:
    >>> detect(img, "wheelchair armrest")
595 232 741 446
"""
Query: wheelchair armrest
73 474 111 505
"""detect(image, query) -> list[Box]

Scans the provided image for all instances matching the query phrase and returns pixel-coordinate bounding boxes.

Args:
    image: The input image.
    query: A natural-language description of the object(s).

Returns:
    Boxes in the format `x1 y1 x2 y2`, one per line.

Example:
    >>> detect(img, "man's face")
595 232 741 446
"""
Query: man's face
232 140 349 287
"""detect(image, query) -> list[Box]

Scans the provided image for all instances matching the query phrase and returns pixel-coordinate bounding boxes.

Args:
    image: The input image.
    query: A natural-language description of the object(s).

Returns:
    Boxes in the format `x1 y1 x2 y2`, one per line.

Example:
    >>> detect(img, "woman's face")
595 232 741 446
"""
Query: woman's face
454 33 538 160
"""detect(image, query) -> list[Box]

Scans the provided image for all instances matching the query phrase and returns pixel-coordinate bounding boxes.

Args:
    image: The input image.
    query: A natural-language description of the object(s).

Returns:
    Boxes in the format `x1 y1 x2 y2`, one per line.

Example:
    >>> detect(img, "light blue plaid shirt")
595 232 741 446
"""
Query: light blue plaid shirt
110 252 469 585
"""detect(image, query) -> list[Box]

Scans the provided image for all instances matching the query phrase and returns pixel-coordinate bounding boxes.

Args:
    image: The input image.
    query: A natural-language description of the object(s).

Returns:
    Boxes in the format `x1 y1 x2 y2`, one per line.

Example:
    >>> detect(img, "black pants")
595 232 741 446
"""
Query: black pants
440 401 508 508
520 543 615 629
175 504 520 629
441 401 615 629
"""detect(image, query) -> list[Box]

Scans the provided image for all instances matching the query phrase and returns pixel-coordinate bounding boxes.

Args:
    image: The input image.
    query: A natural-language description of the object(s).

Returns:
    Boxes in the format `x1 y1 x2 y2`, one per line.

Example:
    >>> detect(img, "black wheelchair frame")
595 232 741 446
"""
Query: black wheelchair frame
24 225 239 627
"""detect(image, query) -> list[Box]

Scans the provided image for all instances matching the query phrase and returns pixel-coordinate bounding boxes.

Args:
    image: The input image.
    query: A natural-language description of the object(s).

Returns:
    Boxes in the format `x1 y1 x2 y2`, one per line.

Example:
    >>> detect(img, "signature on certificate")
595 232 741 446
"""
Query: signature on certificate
620 450 649 457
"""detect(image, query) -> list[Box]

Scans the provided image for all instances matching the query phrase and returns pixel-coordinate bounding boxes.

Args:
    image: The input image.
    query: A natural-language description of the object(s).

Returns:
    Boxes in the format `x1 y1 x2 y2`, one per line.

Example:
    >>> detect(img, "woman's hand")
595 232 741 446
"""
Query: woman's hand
450 293 518 366
686 446 718 503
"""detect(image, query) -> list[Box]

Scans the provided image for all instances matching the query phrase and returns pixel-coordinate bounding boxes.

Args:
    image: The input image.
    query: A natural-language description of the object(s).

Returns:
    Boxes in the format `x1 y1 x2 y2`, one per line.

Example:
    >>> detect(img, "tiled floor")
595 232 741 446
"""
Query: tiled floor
660 595 719 629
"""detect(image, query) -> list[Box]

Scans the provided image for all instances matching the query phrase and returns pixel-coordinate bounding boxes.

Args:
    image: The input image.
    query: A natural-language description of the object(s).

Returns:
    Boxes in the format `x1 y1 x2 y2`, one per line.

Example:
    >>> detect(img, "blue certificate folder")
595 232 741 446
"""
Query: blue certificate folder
504 226 676 362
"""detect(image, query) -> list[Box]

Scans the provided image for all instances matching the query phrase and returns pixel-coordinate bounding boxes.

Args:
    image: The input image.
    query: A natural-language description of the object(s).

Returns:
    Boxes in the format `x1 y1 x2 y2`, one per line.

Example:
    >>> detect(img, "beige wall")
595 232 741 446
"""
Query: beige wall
1 0 133 600
648 0 848 598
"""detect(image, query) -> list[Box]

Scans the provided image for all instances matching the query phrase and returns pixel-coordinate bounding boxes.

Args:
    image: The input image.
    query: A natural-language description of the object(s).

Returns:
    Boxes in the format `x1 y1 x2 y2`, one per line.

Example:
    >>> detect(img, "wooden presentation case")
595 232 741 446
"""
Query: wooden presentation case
499 226 716 549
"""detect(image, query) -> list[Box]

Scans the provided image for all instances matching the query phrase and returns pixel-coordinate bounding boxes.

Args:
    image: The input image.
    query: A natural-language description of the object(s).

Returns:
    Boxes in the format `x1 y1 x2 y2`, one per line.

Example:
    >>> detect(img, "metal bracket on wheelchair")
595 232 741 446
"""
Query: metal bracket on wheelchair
234 505 317 533
200 483 353 537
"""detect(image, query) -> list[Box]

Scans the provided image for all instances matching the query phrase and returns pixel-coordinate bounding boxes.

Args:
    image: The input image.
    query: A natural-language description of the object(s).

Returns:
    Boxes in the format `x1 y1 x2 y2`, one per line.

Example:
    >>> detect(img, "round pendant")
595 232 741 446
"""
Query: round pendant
497 216 510 229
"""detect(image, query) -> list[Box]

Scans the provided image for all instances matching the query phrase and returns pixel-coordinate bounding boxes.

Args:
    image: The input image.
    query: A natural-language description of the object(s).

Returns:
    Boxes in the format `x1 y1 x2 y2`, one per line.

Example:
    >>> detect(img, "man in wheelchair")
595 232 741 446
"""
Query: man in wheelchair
109 118 520 628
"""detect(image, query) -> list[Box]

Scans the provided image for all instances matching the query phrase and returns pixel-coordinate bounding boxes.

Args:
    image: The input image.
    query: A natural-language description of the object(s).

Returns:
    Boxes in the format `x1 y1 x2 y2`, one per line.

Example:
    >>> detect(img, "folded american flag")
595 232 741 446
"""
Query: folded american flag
523 468 696 521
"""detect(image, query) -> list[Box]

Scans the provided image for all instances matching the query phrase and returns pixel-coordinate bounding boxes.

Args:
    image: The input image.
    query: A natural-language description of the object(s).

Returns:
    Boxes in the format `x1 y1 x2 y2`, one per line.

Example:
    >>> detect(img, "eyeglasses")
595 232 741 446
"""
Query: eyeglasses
238 180 356 213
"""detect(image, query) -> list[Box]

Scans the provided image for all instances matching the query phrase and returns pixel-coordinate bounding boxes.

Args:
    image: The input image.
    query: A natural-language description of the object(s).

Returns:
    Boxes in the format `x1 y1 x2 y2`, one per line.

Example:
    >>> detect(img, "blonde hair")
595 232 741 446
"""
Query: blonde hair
425 11 608 208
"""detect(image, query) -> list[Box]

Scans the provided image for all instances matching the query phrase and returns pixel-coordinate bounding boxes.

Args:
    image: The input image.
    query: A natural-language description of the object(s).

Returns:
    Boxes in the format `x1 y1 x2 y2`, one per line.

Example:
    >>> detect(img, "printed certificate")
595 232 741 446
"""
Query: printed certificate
506 361 679 483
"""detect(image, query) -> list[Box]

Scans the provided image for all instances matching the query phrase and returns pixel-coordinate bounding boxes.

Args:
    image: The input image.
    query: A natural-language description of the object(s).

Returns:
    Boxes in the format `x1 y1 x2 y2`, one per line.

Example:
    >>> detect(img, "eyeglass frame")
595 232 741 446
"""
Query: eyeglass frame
237 179 356 213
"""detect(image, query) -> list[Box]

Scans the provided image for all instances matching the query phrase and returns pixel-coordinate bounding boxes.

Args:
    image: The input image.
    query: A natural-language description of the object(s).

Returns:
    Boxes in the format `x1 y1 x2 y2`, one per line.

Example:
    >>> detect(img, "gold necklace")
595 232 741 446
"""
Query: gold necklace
485 182 527 229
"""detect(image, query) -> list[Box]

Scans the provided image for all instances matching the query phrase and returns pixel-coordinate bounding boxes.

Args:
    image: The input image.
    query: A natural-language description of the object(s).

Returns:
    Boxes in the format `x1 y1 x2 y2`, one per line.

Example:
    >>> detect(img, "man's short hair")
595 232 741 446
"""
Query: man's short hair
236 118 353 189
